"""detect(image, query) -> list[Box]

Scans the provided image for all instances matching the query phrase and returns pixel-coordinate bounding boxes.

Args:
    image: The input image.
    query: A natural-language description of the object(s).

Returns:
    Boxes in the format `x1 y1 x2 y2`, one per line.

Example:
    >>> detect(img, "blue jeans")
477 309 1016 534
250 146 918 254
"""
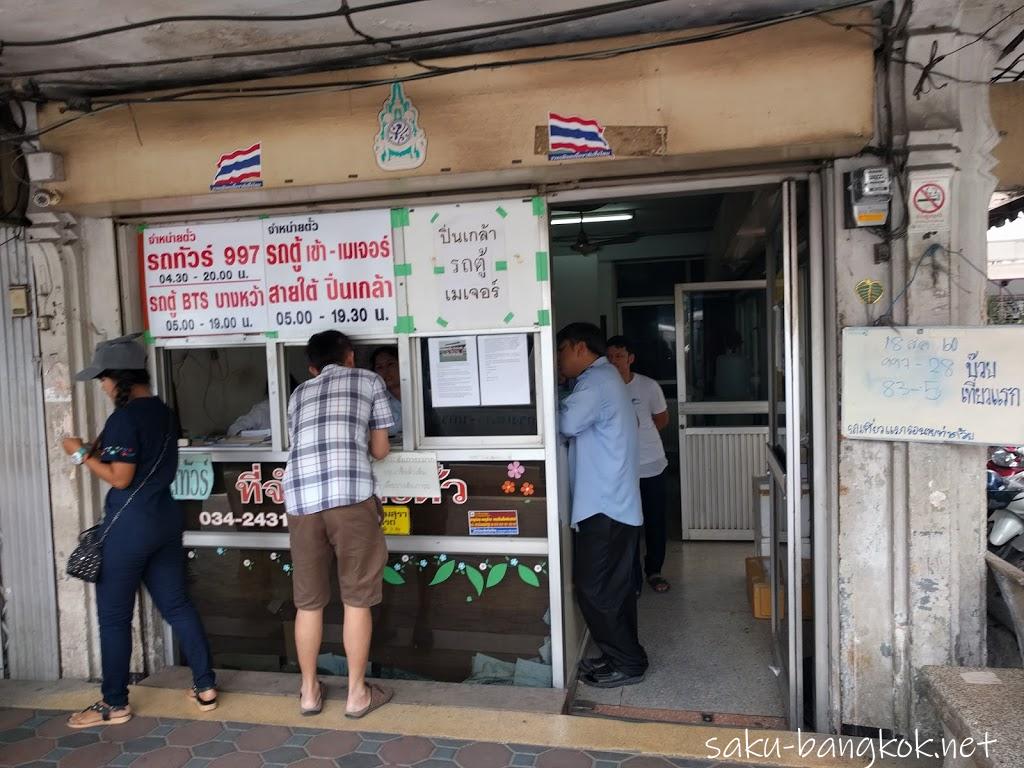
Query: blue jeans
97 511 214 706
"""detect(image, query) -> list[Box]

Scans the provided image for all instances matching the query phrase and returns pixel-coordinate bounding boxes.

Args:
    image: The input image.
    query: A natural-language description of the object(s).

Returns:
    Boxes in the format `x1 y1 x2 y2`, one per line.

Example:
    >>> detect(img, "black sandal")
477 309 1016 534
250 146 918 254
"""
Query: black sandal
647 575 671 593
189 684 218 712
67 701 133 729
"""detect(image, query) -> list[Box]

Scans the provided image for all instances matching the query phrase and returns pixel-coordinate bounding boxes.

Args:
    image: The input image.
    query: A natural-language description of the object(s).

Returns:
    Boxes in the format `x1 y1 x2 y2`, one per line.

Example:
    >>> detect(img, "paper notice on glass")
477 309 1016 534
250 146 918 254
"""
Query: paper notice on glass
372 452 441 499
428 336 481 407
479 333 530 405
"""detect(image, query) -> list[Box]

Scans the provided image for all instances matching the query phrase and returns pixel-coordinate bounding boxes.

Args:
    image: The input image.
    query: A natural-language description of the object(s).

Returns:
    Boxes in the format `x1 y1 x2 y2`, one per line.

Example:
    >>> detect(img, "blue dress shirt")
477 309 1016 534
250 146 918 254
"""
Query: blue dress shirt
558 356 642 527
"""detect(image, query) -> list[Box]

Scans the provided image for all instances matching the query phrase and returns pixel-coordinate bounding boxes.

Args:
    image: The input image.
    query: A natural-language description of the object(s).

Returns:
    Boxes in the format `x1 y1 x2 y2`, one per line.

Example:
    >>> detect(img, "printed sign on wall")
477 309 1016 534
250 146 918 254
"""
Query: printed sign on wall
403 198 549 332
142 209 396 339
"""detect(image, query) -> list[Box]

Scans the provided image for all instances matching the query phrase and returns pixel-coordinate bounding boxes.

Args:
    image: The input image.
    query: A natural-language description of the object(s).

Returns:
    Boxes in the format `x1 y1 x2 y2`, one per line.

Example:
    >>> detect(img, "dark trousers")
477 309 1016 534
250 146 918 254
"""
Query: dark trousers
97 511 214 706
639 472 668 578
574 513 648 676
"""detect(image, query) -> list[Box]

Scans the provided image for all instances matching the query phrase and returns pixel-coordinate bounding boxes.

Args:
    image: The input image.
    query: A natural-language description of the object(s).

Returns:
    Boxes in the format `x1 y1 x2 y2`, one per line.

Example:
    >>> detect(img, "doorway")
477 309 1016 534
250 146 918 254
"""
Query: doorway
549 177 821 730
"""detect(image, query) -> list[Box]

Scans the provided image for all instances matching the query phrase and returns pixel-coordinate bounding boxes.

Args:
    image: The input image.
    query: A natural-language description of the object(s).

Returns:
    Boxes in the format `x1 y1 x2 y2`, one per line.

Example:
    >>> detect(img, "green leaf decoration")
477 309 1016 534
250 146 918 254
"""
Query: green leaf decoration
465 566 484 596
855 278 884 305
518 564 541 587
382 567 405 586
485 563 508 589
429 560 456 586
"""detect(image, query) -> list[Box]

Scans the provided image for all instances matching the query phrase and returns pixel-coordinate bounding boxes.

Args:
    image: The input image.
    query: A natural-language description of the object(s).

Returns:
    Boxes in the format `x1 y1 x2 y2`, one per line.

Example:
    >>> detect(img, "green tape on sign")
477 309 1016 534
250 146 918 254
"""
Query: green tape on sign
433 265 445 274
503 312 515 324
537 309 551 327
430 212 440 223
137 224 148 233
265 331 280 339
495 260 508 271
436 316 449 328
496 206 508 219
391 208 410 228
532 197 545 216
394 263 412 277
394 316 415 334
259 214 269 220
535 251 549 281
142 330 155 345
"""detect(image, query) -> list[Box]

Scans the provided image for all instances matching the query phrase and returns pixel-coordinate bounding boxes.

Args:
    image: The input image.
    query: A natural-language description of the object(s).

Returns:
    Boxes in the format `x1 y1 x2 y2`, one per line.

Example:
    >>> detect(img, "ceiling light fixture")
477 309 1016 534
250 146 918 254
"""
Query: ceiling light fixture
550 213 634 226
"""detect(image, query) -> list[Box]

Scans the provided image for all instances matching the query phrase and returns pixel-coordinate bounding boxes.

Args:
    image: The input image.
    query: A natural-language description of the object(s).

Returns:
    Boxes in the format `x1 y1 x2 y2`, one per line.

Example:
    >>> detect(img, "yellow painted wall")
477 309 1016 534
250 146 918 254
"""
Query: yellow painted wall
40 13 875 212
992 83 1024 190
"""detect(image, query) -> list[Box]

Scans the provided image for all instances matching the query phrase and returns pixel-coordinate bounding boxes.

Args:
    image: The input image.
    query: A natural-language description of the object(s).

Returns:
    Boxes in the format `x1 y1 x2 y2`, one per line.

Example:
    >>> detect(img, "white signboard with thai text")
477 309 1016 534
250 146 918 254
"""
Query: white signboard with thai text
842 327 1024 445
404 198 549 332
143 220 269 336
262 210 395 339
142 209 396 339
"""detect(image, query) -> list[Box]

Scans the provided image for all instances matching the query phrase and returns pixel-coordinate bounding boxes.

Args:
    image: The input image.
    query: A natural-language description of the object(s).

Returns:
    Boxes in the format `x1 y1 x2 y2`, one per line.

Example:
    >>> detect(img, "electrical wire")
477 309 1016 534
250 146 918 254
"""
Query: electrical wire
74 0 877 106
0 1 424 48
0 0 677 81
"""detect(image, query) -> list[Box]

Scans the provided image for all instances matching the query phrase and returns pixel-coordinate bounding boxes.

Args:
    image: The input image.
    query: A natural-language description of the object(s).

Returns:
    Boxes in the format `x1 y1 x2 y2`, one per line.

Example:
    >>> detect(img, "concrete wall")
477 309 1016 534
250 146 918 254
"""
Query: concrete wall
830 0 1005 737
37 14 874 214
991 83 1024 191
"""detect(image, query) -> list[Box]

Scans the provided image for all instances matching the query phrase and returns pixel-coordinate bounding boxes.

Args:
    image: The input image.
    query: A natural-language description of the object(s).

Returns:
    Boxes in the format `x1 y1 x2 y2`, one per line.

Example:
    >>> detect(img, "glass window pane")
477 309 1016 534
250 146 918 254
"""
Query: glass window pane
682 289 768 403
619 303 677 399
185 546 552 684
166 346 270 447
420 336 539 438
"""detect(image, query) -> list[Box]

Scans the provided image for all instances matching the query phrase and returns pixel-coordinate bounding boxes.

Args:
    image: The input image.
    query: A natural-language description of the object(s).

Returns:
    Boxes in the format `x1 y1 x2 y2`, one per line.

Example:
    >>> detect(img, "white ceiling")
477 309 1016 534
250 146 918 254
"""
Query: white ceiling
0 0 863 99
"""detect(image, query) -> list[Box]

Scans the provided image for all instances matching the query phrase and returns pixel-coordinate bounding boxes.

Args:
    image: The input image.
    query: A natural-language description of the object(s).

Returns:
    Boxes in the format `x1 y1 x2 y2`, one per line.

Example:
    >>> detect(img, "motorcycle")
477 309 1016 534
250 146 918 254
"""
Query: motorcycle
988 445 1024 479
987 469 1024 570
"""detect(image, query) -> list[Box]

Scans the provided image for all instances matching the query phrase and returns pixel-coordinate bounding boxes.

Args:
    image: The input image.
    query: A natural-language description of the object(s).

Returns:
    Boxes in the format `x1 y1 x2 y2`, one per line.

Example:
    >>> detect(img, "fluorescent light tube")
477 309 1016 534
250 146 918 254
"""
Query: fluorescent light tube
550 213 634 225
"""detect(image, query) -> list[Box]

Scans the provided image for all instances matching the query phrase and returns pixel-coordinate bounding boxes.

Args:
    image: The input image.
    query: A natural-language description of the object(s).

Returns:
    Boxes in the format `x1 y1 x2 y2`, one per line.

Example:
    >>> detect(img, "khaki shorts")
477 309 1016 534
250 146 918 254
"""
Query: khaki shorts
288 497 388 610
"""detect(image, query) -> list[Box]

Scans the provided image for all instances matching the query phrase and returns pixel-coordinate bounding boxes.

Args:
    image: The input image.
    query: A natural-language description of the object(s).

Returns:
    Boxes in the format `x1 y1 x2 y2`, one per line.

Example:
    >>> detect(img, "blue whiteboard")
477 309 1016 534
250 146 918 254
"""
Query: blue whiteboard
841 327 1024 445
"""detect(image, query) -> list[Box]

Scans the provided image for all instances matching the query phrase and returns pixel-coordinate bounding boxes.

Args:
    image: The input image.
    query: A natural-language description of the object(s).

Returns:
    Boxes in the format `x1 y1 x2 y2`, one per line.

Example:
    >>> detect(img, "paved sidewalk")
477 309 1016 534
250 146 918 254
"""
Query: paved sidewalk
0 708 727 768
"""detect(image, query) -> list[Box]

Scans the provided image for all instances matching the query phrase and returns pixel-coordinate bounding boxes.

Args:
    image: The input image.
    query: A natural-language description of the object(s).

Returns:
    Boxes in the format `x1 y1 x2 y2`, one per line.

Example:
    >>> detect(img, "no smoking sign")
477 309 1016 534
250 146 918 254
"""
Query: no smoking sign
908 173 952 233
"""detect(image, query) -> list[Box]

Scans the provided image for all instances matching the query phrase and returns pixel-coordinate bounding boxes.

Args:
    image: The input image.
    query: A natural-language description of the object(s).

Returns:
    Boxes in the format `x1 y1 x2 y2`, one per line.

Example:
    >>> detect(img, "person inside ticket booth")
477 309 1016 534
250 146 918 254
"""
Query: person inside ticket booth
369 346 402 438
226 376 300 437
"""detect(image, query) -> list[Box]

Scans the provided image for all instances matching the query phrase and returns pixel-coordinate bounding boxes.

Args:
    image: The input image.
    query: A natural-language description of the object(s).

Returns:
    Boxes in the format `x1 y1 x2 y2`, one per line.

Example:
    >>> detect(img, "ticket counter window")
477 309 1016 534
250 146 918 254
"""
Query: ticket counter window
419 334 539 439
282 342 403 440
164 346 271 448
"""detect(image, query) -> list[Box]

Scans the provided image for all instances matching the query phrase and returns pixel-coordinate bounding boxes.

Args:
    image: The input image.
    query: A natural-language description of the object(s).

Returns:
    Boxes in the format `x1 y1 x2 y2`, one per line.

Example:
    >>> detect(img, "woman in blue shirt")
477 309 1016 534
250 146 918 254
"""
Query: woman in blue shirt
61 335 217 728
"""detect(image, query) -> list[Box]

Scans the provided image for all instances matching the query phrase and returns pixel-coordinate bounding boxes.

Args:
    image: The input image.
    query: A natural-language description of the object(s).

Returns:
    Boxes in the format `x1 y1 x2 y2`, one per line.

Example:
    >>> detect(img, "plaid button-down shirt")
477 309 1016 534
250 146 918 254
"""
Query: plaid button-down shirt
283 364 395 516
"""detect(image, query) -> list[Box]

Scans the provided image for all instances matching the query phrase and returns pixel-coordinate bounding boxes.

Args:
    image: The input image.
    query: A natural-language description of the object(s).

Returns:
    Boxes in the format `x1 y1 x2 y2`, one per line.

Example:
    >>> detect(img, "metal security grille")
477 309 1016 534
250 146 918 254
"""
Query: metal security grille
0 226 59 678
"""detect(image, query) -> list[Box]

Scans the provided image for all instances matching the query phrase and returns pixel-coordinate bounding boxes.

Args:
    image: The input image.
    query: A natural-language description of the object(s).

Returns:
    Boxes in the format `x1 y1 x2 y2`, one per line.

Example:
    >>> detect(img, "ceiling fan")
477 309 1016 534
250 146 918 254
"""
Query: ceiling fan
551 206 639 255
565 220 639 255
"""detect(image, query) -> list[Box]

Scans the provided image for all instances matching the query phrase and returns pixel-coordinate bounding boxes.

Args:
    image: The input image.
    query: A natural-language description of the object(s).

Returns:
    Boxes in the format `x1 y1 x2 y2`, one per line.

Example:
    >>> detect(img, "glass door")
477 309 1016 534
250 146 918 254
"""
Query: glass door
765 180 808 727
673 281 769 541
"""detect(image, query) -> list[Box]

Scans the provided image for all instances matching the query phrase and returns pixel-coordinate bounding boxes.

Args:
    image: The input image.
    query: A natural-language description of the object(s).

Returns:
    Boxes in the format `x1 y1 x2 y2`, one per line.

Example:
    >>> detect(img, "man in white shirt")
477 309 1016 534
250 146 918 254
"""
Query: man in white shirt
607 336 671 594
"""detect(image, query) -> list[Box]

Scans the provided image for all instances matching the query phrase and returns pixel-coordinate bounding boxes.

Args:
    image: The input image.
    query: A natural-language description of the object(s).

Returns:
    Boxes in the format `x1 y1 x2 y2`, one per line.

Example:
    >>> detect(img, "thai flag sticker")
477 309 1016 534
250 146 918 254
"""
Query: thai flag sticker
548 113 613 161
210 142 263 191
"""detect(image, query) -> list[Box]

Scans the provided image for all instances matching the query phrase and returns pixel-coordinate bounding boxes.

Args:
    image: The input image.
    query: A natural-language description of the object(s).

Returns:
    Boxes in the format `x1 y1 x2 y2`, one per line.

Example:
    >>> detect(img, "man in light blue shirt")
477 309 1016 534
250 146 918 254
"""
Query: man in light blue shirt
557 322 647 688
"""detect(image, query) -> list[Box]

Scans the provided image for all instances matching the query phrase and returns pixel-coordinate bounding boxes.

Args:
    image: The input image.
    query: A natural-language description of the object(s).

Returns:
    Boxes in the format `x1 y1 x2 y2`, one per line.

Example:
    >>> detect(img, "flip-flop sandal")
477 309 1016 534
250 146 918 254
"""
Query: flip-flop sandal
300 680 325 716
345 683 393 719
188 685 219 712
647 575 671 593
67 701 133 729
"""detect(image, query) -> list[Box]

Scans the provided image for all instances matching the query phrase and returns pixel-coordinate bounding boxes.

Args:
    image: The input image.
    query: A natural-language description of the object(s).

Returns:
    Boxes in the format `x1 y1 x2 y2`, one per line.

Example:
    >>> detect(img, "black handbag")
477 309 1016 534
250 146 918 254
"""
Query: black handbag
66 417 174 583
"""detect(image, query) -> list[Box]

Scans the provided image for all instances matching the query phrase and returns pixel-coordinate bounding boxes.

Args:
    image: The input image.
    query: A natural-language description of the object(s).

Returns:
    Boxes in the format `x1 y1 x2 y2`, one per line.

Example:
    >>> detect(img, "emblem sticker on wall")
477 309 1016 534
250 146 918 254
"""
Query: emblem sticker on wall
547 112 613 161
210 142 263 191
375 82 427 171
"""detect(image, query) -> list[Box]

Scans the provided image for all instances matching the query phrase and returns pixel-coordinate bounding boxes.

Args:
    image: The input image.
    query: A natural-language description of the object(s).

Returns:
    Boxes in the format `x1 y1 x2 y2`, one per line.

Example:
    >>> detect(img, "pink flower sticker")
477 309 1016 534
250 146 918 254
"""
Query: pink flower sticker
507 461 525 479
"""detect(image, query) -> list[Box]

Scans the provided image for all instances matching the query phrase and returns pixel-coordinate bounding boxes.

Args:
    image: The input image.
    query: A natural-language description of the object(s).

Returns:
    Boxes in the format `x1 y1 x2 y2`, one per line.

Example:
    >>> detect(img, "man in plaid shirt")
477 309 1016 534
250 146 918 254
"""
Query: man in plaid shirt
284 330 395 719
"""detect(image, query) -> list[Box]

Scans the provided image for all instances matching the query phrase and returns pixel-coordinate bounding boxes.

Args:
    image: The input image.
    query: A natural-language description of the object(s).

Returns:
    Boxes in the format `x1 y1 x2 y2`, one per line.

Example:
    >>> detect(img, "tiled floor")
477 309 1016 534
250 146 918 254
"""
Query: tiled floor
574 542 786 719
0 708 744 768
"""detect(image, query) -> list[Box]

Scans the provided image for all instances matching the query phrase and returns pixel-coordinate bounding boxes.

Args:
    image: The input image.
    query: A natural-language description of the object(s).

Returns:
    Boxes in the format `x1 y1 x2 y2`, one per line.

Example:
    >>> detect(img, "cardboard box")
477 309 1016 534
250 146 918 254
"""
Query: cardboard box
745 556 813 620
